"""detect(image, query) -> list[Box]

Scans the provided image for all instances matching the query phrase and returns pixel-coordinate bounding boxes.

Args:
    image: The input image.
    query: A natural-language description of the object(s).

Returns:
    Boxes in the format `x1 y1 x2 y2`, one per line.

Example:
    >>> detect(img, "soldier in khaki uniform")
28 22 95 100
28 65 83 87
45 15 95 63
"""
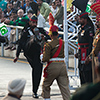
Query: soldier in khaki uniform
85 16 100 82
85 2 100 82
41 24 70 100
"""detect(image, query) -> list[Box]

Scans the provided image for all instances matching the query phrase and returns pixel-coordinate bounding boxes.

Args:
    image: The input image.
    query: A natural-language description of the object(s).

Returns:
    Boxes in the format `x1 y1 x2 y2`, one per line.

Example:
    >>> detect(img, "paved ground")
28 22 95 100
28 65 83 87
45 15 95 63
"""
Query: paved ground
0 57 80 100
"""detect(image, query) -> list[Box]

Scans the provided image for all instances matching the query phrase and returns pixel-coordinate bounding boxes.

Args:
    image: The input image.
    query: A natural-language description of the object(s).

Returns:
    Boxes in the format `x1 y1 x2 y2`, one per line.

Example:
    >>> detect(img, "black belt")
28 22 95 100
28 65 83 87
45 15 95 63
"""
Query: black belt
78 45 89 48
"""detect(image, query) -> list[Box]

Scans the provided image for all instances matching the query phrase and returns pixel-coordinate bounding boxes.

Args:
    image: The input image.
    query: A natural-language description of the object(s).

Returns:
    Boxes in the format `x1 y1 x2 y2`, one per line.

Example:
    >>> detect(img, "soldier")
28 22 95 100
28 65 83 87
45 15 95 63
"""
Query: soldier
41 13 70 100
70 52 100 100
13 14 43 98
75 12 94 85
41 25 70 100
85 2 100 82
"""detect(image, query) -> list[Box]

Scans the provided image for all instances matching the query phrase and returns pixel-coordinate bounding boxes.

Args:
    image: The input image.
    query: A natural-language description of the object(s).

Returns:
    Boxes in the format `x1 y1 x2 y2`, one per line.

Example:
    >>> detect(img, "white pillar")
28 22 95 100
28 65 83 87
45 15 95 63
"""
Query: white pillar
64 0 69 69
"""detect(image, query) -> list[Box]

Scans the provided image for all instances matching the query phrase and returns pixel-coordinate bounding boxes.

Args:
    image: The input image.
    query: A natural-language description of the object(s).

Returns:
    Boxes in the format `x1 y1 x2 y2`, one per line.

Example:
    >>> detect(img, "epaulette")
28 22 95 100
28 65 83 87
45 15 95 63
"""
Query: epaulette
45 42 50 47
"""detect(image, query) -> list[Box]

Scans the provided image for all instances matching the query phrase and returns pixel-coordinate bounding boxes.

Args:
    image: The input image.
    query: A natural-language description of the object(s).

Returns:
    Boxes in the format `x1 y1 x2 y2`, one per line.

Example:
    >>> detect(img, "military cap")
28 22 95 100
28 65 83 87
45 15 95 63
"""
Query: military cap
91 2 100 22
30 14 37 22
79 12 89 18
91 1 100 16
48 25 58 35
48 12 58 35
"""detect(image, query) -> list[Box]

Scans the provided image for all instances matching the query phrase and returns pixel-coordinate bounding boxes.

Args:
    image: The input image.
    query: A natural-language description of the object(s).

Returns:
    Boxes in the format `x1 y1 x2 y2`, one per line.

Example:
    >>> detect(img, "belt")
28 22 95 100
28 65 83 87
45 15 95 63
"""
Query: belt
49 58 64 62
81 61 85 64
78 45 89 48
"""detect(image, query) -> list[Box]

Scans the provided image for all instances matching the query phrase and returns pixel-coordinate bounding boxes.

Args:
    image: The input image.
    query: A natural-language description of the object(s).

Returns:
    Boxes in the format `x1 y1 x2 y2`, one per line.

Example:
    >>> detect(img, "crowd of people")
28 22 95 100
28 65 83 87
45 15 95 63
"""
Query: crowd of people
0 0 66 49
0 0 100 100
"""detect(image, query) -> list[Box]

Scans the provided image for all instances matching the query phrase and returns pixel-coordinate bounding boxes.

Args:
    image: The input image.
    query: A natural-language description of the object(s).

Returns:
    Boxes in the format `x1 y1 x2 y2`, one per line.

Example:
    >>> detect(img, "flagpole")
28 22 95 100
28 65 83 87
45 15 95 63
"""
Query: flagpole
64 0 69 69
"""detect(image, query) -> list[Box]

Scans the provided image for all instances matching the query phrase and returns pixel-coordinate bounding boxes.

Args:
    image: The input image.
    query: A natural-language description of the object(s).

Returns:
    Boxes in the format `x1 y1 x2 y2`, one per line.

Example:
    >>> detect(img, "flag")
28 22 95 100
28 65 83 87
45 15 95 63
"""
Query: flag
0 25 8 36
86 2 91 13
62 0 73 11
72 0 89 12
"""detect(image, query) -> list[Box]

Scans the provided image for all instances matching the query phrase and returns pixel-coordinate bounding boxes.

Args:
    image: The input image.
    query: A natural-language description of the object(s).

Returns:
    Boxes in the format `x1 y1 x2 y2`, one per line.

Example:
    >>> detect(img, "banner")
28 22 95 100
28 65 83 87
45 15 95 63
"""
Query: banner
86 2 91 13
72 0 89 12
0 25 8 36
62 0 73 11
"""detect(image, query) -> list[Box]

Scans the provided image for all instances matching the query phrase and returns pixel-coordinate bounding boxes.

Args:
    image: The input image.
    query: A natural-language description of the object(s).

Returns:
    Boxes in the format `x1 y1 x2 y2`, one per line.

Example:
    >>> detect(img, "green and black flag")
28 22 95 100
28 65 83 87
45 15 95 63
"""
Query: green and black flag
72 0 89 12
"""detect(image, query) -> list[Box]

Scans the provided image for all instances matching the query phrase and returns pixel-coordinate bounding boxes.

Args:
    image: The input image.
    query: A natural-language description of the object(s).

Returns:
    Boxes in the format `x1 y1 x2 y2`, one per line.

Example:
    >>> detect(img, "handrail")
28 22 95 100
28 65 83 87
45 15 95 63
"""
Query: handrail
0 23 24 57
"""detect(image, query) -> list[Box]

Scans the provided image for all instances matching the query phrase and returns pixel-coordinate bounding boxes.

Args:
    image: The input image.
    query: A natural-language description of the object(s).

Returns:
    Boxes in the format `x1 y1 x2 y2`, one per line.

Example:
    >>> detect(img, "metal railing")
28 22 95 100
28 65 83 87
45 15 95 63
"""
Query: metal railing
0 23 23 56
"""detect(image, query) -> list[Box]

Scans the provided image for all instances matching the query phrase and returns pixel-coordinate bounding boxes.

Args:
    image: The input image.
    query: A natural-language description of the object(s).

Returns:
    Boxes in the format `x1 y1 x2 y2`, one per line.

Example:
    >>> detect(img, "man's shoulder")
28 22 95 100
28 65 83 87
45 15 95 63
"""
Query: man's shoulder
42 2 50 7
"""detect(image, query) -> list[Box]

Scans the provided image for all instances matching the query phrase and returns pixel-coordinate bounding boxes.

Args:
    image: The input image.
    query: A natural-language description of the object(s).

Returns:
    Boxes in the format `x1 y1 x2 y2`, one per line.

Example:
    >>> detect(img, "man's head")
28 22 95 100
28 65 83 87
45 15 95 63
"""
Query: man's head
48 25 59 39
37 0 43 6
78 12 89 26
25 0 31 6
27 10 33 19
8 78 26 98
11 10 18 21
55 0 61 7
52 2 56 9
95 15 100 29
29 14 37 29
17 9 24 18
7 2 13 10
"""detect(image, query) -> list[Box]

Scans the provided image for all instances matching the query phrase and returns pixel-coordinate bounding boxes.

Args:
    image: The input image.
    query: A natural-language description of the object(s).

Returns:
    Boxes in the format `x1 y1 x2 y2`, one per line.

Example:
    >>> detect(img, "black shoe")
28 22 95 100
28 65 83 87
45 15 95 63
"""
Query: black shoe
32 93 39 98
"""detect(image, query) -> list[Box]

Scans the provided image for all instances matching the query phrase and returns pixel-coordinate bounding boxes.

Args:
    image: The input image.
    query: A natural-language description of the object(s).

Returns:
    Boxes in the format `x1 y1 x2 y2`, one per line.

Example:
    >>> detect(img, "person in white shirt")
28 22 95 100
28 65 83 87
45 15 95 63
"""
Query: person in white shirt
37 9 46 28
50 1 58 17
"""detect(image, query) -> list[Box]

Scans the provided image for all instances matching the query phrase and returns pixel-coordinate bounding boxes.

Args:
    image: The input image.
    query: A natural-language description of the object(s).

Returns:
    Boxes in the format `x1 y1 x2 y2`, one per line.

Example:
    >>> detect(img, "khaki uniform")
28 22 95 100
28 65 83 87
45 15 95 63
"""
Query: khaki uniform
90 29 100 82
41 38 70 100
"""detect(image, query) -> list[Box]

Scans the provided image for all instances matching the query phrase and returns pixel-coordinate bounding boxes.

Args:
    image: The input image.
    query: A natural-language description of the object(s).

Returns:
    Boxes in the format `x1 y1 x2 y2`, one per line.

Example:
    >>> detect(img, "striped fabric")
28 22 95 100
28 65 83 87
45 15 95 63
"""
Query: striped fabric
9 15 29 27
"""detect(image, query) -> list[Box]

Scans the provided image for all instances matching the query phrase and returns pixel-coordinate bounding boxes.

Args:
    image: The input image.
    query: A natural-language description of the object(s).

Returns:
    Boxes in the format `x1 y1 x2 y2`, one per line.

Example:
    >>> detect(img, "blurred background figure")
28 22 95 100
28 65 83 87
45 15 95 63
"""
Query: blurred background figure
70 52 100 100
37 0 51 20
21 0 38 15
27 9 33 19
12 0 21 10
4 2 15 18
0 0 7 11
54 0 64 25
1 78 26 100
37 8 46 28
50 1 58 17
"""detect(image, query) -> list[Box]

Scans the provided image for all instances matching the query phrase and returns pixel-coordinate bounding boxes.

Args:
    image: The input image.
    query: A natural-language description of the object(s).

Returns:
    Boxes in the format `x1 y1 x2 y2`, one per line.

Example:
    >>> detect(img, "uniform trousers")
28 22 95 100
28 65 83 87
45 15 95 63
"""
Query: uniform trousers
41 62 70 100
79 62 92 85
25 54 43 94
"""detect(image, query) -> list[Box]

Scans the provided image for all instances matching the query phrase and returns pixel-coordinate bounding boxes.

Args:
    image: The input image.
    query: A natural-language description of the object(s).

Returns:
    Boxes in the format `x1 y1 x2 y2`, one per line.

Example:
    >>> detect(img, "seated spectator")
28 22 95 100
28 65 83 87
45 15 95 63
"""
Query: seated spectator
5 11 18 50
70 52 100 100
50 1 58 17
12 0 21 10
6 0 13 3
1 78 26 100
21 0 38 15
27 10 33 19
54 0 64 25
0 0 7 11
4 9 29 50
4 2 15 18
37 8 46 28
37 0 51 20
4 9 29 26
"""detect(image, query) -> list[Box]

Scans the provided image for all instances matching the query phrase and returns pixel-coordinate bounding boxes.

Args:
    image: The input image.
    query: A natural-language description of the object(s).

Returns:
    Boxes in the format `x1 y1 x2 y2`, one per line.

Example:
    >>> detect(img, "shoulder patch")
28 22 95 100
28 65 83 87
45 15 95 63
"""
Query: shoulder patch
89 33 93 37
89 31 93 37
